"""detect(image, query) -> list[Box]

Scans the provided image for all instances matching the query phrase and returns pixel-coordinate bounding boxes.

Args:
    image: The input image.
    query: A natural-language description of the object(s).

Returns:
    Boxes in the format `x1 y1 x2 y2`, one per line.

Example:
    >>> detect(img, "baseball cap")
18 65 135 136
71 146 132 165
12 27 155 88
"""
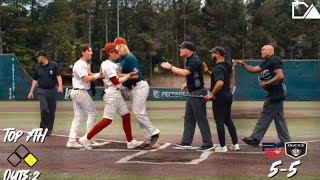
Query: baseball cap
114 37 127 45
178 41 195 51
33 50 47 59
104 43 119 53
208 46 226 57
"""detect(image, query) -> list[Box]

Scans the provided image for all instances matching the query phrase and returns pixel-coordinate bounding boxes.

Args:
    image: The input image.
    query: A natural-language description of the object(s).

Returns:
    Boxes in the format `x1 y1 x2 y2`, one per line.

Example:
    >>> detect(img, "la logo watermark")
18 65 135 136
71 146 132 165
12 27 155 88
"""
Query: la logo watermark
292 2 320 19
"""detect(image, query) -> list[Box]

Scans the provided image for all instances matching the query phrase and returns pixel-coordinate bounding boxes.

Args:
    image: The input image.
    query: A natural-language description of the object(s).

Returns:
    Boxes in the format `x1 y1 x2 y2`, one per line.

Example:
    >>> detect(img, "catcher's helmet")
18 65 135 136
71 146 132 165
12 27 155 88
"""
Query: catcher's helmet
258 69 273 83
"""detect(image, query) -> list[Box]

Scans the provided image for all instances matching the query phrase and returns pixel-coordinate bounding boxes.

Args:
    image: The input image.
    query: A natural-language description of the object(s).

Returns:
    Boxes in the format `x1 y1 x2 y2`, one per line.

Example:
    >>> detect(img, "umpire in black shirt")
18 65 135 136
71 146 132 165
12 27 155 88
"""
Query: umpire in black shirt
161 41 213 151
28 50 63 136
235 45 291 147
204 46 239 152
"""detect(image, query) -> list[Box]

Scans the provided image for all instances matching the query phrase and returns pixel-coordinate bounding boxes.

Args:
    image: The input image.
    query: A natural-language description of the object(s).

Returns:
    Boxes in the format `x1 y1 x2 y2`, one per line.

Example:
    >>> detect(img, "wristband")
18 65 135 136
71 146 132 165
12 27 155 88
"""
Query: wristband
93 73 100 80
169 65 174 70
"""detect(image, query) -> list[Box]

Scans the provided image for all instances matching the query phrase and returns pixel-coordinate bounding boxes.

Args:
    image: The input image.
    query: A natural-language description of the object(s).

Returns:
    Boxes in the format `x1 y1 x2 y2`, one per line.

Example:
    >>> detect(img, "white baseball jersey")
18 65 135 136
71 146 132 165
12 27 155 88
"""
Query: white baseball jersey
68 59 96 143
72 59 90 90
100 59 128 119
100 60 122 89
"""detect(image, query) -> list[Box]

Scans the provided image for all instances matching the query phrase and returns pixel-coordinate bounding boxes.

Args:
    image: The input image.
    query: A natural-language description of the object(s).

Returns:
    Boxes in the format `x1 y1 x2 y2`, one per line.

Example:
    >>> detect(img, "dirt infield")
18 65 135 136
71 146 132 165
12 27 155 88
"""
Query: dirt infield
0 134 319 178
1 102 319 178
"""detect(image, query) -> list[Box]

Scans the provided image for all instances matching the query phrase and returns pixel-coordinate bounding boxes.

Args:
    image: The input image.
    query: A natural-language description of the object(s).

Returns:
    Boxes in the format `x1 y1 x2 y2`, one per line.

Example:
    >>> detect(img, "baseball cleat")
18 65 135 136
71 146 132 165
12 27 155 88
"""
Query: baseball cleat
215 146 228 152
79 134 92 150
150 133 160 148
230 144 240 151
152 129 160 136
66 141 83 149
140 141 151 148
89 140 101 147
127 139 144 149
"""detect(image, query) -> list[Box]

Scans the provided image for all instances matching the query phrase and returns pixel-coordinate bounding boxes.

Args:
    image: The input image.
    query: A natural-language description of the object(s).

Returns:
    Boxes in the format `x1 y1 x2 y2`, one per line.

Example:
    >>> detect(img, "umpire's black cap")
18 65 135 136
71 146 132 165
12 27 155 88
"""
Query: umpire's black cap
209 46 226 57
33 50 48 59
178 41 195 51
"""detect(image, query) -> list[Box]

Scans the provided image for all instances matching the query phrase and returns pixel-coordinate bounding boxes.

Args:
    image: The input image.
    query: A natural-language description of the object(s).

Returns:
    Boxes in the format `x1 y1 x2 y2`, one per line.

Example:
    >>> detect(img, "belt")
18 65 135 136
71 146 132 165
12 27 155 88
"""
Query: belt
105 86 120 91
73 88 87 90
128 80 143 90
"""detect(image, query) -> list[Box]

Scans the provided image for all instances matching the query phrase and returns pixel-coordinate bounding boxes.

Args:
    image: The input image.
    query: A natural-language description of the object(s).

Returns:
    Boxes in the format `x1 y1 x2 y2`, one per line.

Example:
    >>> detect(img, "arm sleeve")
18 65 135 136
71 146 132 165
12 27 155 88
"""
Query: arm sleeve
259 62 267 70
213 67 226 82
128 55 140 72
33 65 38 80
109 76 120 85
186 61 200 73
54 62 62 76
103 63 117 79
76 63 89 78
272 57 283 70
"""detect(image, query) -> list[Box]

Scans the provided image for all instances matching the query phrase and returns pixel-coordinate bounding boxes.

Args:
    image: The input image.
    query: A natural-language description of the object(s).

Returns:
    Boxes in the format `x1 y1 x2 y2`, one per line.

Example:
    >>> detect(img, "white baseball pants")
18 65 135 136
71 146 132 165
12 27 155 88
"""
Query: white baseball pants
103 88 129 119
68 89 96 142
131 81 159 139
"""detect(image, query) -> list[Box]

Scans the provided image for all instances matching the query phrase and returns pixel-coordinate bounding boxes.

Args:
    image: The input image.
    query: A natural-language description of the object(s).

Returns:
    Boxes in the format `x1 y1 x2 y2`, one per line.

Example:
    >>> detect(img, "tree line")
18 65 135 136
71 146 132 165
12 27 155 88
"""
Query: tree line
1 0 319 77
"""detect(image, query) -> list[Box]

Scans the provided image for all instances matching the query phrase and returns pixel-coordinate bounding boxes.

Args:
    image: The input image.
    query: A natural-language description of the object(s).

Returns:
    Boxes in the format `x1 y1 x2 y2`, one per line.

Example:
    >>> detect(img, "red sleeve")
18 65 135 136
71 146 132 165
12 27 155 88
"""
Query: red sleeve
109 76 120 85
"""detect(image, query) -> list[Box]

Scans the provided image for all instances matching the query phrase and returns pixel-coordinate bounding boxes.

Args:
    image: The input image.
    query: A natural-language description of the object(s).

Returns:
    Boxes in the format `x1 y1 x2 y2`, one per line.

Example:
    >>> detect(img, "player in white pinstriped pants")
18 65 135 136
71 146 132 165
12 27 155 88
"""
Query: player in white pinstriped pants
114 37 160 148
130 80 156 139
66 44 100 149
79 42 144 150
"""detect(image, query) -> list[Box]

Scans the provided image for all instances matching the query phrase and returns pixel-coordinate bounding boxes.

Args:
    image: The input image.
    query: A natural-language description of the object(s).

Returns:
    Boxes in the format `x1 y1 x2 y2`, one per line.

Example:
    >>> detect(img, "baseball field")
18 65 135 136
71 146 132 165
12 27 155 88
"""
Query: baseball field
0 100 319 180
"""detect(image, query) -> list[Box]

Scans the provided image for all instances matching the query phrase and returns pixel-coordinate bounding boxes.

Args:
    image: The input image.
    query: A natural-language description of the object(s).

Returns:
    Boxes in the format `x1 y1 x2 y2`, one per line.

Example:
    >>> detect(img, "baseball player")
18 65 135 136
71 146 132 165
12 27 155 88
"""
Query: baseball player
113 37 160 148
79 43 144 150
66 44 100 149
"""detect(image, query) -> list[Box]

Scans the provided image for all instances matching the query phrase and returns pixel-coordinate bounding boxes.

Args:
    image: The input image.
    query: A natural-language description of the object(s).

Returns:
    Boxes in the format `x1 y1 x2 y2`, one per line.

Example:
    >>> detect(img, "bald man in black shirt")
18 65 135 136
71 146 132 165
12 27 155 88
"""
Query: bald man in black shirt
235 45 291 147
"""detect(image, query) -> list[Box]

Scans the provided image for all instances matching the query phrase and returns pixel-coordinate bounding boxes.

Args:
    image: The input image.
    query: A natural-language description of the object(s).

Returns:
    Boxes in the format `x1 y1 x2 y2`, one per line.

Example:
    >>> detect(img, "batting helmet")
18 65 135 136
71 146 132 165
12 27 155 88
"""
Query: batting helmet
258 69 274 83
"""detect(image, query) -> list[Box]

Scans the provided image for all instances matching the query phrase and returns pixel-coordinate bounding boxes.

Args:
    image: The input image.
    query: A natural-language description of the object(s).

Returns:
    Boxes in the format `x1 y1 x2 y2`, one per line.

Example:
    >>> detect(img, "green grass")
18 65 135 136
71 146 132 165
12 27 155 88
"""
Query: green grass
0 101 320 138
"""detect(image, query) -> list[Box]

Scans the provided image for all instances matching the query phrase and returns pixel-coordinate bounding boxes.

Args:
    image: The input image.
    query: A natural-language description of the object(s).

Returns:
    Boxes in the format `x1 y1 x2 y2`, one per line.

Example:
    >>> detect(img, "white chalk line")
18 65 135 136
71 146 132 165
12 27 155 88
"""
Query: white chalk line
117 148 213 165
189 151 213 164
86 148 144 152
1 129 319 164
116 150 149 163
